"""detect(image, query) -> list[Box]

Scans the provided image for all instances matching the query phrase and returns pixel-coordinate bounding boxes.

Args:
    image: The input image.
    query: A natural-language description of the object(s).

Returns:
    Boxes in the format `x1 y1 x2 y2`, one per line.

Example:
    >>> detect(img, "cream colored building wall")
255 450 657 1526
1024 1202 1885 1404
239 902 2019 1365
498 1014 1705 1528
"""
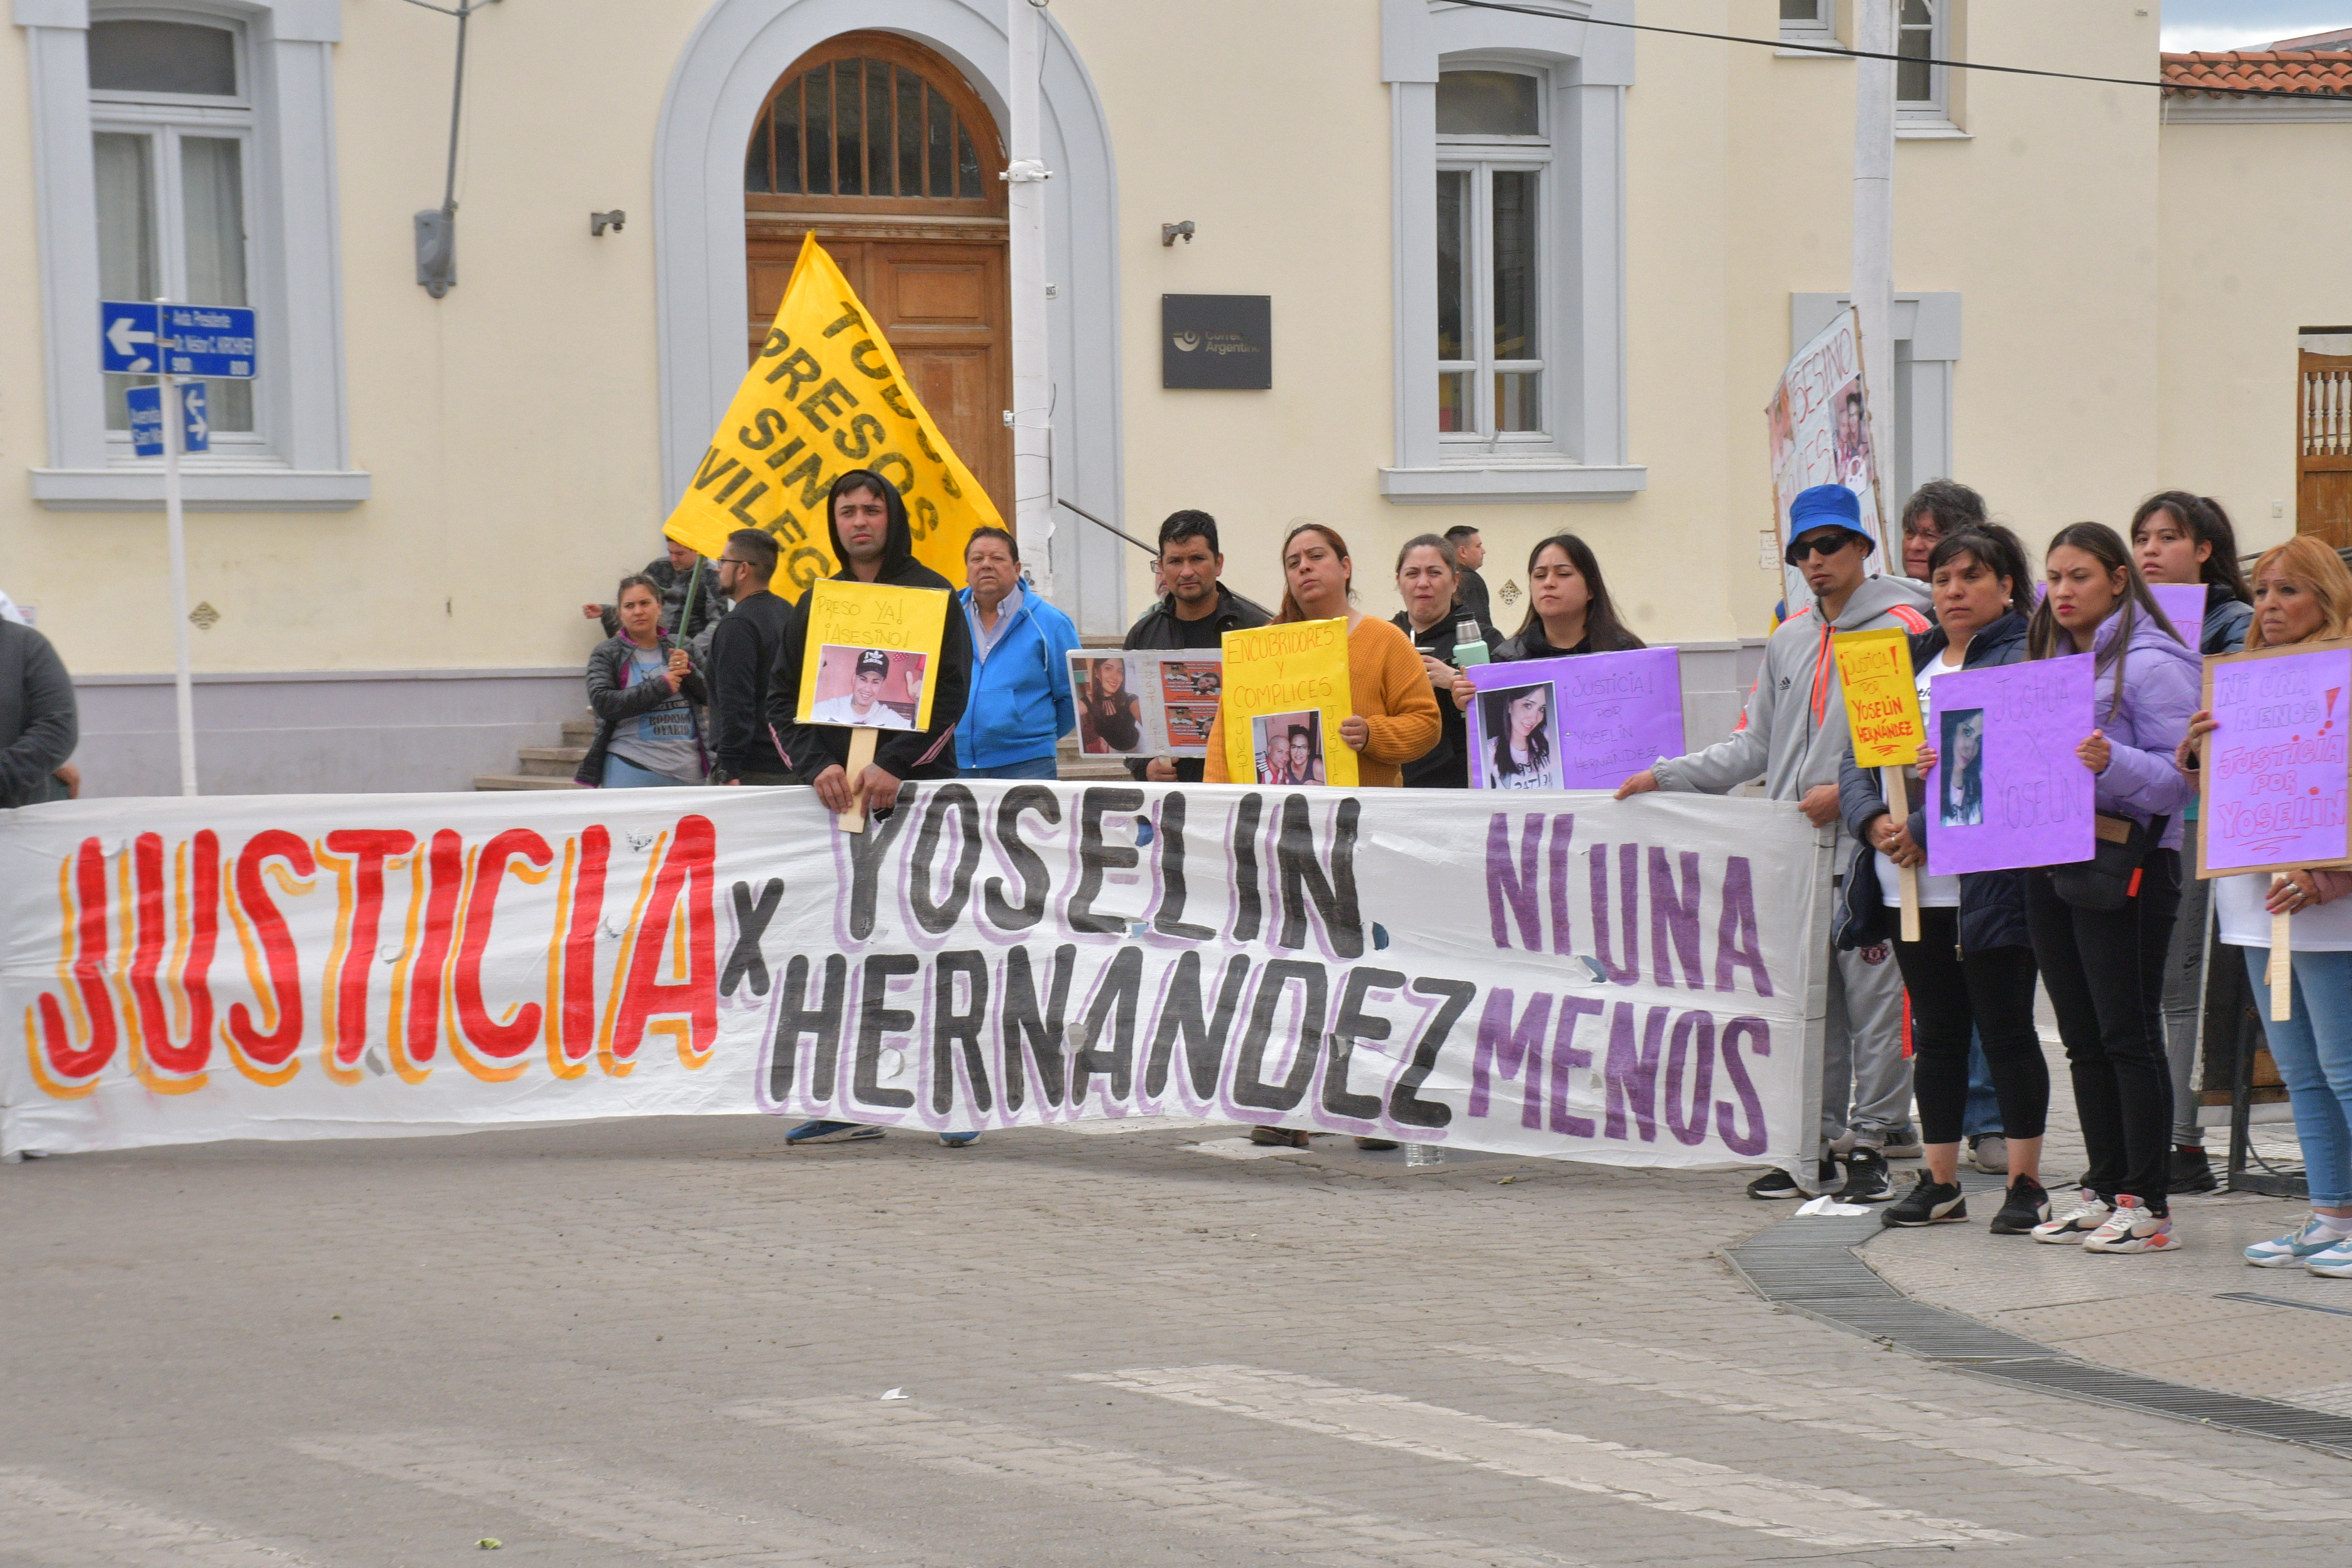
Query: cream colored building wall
0 0 2292 699
2157 114 2352 557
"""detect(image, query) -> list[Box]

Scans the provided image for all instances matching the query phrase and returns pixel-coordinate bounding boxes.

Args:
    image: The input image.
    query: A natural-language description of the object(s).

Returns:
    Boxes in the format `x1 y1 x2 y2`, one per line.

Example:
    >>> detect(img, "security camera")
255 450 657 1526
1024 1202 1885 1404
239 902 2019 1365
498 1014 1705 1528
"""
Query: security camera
590 210 627 237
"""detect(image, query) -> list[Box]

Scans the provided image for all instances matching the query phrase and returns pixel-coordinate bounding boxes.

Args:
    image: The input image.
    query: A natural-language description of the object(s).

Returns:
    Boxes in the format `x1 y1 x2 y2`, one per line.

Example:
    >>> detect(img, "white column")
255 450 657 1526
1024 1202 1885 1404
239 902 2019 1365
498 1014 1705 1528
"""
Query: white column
1851 0 1896 534
1004 0 1054 596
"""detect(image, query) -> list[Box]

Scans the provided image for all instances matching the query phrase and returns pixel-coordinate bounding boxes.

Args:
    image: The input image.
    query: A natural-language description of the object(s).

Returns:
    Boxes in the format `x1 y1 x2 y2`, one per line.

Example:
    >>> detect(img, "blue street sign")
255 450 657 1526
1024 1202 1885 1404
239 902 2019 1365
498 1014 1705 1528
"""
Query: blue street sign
124 383 210 457
101 301 159 373
162 304 256 379
101 300 257 379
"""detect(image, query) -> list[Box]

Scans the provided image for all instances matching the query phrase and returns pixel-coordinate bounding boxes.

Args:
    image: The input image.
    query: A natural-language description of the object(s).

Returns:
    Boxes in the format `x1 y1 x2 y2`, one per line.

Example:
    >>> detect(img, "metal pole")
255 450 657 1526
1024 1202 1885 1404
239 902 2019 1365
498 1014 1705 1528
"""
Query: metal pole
1005 0 1055 596
1851 0 1896 538
442 1 471 217
157 296 198 797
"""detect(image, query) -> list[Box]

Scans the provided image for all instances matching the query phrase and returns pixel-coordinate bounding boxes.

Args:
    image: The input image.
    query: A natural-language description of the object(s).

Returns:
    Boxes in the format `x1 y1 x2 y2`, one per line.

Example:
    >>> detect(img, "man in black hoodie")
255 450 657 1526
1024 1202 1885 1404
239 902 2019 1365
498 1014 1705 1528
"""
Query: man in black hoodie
765 470 973 817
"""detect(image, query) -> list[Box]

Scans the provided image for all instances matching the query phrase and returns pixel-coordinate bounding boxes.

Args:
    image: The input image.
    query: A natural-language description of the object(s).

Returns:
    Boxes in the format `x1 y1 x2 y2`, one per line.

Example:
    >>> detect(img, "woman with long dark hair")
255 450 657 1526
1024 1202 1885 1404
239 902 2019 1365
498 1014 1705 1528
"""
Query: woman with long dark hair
2024 523 2199 1254
576 573 709 787
1447 533 1643 712
1391 533 1498 787
2131 489 2254 1195
1487 684 1555 789
1200 523 1441 790
1078 657 1144 753
1838 525 2051 1235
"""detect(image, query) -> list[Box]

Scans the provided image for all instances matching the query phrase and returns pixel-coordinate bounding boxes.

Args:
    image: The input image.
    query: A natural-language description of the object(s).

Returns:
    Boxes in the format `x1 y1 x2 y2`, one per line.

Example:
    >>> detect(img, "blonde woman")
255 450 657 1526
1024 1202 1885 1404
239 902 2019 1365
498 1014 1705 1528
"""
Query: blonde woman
2180 537 2352 1276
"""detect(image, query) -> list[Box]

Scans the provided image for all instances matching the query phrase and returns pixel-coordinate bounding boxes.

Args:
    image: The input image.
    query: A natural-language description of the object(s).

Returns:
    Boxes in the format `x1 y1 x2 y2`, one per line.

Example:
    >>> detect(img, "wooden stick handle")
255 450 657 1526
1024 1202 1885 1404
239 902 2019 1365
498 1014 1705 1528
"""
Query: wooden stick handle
835 728 880 835
2272 905 2294 1023
1882 764 1920 943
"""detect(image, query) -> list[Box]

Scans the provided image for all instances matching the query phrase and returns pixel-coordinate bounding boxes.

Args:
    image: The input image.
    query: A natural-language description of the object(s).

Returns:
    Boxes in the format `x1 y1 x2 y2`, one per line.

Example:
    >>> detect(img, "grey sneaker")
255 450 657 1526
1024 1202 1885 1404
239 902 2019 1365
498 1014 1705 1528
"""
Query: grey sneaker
1878 1128 1925 1160
1969 1134 2010 1174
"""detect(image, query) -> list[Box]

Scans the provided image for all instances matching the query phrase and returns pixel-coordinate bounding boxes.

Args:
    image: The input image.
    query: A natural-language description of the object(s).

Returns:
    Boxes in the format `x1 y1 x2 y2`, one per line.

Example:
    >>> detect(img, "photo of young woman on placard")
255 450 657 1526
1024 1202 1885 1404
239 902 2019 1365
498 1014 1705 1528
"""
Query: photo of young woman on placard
1253 711 1325 785
1940 706 1985 826
1075 656 1147 755
1480 683 1560 791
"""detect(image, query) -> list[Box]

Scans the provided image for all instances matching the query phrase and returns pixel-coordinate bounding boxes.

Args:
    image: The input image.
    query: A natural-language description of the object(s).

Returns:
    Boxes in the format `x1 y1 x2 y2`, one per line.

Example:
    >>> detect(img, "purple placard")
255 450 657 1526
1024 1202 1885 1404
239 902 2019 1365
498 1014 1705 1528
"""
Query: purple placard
2203 645 2352 875
2150 583 2206 647
1924 653 2096 877
1464 648 1684 791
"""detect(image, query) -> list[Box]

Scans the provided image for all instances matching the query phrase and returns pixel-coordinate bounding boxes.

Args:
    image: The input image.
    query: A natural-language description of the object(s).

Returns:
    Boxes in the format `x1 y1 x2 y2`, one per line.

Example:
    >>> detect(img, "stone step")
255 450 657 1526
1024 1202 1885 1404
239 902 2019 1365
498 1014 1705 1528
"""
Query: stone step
473 772 587 791
516 746 587 777
561 719 597 744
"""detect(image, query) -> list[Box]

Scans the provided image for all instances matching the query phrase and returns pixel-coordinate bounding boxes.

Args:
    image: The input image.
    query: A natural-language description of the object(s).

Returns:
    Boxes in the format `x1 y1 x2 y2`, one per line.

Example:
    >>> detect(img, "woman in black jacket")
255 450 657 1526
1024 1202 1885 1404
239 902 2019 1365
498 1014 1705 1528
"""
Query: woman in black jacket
1389 534 1498 787
1839 525 2050 1236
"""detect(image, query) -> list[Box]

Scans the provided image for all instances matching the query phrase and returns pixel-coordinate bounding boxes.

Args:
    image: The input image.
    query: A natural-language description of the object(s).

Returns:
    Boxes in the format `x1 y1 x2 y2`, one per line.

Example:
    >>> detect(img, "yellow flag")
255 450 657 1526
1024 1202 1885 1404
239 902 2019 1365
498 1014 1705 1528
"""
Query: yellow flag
664 235 1000 594
1221 618 1358 789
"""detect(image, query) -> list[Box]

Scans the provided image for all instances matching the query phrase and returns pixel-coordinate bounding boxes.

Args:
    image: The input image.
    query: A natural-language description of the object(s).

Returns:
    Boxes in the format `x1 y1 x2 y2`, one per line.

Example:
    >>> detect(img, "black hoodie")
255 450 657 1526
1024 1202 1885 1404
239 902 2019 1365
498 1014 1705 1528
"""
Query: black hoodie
763 475 974 787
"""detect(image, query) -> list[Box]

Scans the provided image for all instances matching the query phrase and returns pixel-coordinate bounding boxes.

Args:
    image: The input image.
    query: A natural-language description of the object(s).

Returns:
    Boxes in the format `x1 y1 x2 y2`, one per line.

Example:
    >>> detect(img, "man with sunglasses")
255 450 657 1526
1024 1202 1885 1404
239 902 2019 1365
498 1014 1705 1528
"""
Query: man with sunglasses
1619 484 1930 1201
706 528 794 785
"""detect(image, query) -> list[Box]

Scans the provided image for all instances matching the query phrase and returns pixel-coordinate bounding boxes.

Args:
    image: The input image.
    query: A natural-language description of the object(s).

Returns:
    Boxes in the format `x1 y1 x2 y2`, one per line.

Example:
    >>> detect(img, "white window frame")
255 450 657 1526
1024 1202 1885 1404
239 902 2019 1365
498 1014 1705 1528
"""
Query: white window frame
16 0 366 511
1896 0 1967 137
1778 0 1836 48
94 103 265 453
1380 0 1642 505
1436 66 1552 454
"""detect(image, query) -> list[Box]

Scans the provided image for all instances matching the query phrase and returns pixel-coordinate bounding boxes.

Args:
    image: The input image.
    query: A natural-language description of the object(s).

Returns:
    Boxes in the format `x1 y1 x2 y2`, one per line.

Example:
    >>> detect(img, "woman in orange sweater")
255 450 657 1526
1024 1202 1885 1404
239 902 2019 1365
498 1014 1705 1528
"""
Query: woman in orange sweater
1202 523 1442 788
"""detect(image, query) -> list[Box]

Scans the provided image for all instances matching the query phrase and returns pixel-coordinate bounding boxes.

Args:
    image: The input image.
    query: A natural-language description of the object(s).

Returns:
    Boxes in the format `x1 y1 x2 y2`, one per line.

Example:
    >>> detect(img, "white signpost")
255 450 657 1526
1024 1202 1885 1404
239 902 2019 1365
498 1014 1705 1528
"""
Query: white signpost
101 300 257 798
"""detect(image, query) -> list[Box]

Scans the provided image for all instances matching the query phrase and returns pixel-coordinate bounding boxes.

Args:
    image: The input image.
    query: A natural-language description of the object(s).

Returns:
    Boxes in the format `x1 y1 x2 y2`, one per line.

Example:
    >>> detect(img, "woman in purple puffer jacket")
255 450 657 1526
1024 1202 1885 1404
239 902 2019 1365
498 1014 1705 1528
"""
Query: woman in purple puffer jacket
2023 522 2200 1256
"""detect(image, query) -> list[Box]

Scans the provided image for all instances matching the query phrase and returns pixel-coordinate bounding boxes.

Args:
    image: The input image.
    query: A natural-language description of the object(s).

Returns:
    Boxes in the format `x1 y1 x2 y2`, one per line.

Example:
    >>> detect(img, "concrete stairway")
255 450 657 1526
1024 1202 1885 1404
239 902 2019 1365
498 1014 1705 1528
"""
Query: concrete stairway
474 715 592 791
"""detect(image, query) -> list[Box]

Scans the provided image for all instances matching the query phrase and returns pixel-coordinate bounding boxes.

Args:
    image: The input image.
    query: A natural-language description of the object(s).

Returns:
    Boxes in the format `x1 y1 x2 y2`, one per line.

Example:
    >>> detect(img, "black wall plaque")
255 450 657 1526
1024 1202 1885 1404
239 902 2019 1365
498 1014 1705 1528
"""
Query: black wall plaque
1161 294 1271 389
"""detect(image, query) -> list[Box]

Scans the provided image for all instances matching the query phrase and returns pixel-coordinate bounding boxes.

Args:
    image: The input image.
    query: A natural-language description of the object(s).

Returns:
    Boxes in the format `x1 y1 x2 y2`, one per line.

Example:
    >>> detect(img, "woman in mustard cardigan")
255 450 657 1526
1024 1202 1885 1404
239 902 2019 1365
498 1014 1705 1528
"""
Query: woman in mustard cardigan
1201 523 1442 788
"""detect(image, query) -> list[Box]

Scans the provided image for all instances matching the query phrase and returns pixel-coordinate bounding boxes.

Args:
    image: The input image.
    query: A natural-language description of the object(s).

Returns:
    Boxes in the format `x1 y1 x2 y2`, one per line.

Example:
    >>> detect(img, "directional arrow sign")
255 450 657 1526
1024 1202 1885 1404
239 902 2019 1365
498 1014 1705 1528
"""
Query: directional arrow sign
101 300 159 373
124 384 210 457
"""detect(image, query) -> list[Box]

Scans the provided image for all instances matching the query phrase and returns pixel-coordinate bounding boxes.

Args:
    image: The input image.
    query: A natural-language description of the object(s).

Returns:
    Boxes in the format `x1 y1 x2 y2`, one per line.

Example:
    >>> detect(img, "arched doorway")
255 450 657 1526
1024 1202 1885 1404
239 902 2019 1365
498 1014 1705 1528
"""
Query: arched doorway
743 32 1012 518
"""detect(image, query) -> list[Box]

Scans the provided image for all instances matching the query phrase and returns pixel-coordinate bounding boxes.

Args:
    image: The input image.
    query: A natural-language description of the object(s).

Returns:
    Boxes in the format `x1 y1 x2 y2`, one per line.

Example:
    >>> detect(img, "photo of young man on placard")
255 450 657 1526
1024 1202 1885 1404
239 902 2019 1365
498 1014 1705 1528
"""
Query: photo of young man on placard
809 645 923 730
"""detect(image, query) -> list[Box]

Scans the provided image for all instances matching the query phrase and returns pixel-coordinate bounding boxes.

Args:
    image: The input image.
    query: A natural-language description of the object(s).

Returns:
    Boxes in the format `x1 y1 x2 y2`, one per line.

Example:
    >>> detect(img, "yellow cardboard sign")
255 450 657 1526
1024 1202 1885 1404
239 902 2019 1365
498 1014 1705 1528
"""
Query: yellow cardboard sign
1833 627 1924 768
665 235 1001 595
1221 618 1357 788
796 580 951 732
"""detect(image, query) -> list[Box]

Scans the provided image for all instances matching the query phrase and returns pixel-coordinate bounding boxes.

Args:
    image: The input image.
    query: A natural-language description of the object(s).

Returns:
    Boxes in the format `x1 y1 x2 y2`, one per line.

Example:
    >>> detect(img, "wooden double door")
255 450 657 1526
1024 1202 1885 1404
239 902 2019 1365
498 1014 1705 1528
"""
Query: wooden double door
2302 346 2352 550
744 33 1012 519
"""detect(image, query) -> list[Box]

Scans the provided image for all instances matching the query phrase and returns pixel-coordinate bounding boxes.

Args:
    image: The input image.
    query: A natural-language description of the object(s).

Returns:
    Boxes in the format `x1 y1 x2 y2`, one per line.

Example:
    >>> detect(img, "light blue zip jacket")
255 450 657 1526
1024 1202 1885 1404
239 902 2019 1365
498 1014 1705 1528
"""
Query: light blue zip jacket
953 585 1080 769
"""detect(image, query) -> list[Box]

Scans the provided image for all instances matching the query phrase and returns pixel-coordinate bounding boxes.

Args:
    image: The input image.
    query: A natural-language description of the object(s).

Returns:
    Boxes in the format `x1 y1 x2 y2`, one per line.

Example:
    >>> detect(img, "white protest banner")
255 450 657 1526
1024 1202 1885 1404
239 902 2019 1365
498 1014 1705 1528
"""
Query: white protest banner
1766 307 1889 610
3 787 1827 1174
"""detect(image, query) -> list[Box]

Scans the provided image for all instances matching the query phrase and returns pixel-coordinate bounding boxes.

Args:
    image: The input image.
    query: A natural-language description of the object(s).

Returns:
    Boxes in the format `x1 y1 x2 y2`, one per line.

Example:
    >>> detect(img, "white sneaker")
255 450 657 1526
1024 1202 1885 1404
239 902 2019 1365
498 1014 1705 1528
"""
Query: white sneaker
2306 1238 2352 1278
2031 1187 2112 1244
2246 1214 2344 1269
2081 1195 2180 1254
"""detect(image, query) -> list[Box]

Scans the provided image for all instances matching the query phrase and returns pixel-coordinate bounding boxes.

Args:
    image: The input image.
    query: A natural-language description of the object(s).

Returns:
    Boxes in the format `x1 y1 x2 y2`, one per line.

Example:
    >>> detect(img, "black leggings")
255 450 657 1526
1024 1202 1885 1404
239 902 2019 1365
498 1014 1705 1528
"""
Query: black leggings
1893 907 2047 1145
2025 854 2182 1211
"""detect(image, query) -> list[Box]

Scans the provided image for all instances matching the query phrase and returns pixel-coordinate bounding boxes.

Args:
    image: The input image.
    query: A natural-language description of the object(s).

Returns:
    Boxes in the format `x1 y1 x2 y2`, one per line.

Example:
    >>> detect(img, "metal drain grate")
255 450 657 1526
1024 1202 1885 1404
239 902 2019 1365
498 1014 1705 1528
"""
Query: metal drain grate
1725 1176 2352 1455
2216 1290 2352 1321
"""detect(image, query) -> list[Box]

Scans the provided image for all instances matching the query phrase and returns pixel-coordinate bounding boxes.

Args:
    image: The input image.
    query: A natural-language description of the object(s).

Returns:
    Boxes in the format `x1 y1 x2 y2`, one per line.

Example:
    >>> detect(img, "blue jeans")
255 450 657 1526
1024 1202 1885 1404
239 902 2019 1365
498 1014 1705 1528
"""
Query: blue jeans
602 753 697 787
960 756 1059 780
2238 946 2352 1206
1963 1034 2004 1139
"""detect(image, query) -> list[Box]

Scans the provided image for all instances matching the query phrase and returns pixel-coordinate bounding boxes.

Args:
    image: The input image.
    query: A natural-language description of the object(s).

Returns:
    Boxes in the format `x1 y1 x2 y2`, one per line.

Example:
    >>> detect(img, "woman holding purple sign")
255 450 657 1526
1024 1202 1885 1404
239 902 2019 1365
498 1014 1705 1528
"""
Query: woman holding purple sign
2024 523 2199 1255
1446 534 1643 714
1837 525 2053 1236
2180 537 2352 1277
2134 492 2255 1196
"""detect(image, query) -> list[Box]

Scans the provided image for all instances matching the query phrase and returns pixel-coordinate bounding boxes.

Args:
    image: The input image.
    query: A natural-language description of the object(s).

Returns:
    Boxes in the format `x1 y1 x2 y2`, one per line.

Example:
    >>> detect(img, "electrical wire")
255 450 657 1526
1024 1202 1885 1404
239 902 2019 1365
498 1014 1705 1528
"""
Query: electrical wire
1442 0 2352 104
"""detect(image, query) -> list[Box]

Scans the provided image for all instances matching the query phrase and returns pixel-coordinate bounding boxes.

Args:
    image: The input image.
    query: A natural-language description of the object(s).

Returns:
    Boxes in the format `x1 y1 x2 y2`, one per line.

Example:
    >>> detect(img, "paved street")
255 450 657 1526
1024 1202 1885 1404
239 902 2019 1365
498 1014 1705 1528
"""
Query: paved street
5 1106 2351 1568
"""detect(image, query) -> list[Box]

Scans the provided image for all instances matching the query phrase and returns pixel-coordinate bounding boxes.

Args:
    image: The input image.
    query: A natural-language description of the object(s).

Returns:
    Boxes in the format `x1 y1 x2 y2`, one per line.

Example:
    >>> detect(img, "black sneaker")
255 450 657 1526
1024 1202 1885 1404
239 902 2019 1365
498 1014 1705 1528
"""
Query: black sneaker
1747 1156 1837 1199
1882 1171 1968 1227
1989 1176 2052 1235
2170 1147 2219 1195
1834 1146 1895 1202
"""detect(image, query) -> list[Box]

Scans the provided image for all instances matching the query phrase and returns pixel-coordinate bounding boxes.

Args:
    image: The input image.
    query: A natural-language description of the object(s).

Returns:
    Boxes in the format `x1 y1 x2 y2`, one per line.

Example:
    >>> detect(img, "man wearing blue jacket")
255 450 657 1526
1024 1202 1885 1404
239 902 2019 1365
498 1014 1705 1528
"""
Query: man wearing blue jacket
954 527 1079 778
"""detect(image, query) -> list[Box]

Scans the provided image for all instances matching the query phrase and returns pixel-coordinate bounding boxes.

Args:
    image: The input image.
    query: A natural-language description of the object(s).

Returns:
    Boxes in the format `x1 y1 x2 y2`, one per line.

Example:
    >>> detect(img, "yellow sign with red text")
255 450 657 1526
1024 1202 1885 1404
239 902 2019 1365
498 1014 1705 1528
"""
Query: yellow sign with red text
1833 627 1924 768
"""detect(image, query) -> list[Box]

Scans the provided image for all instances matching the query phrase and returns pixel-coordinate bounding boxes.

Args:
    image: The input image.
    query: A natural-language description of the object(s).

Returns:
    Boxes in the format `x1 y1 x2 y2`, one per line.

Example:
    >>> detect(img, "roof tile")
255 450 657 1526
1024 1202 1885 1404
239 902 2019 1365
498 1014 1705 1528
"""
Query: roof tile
2161 50 2352 100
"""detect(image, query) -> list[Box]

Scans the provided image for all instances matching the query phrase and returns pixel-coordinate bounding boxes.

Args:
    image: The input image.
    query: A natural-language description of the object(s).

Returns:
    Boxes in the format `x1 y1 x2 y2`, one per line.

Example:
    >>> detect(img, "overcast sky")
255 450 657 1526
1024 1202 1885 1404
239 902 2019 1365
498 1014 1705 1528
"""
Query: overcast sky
2162 0 2352 51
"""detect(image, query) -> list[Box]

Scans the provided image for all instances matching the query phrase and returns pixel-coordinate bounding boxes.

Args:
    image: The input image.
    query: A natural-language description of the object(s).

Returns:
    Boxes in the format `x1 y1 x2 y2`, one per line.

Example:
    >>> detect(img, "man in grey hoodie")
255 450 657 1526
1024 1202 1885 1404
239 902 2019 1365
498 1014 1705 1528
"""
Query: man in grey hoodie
1620 484 1932 1200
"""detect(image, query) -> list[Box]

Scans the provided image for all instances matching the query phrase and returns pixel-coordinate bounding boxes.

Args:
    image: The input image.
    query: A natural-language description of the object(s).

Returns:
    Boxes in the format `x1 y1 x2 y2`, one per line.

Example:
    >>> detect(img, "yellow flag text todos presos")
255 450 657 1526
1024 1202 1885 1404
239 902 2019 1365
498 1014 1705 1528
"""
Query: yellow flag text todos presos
664 235 1000 593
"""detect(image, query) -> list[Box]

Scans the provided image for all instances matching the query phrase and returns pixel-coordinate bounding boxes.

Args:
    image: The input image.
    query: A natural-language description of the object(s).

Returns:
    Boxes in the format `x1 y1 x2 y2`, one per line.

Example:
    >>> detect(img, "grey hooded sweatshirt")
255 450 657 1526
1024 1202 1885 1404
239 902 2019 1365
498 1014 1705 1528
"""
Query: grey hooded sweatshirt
1651 573 1933 846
